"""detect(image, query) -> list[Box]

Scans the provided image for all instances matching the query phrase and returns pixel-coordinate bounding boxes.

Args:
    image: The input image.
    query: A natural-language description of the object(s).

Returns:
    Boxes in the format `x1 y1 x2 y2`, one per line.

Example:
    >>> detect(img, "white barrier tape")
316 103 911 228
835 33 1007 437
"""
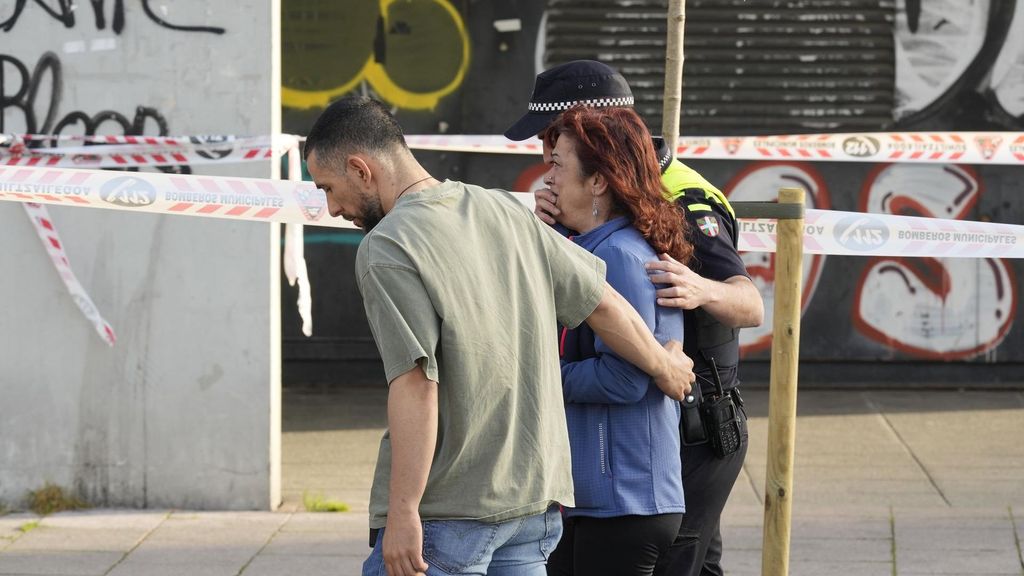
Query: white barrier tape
4 165 1020 258
405 132 1024 165
22 202 117 346
0 135 299 169
739 209 1023 258
3 134 228 146
283 148 314 337
0 164 357 229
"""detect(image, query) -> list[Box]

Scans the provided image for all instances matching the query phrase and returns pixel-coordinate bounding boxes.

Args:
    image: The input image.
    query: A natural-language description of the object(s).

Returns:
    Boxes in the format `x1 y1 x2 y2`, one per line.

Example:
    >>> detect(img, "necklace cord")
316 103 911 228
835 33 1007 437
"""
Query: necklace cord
396 176 435 202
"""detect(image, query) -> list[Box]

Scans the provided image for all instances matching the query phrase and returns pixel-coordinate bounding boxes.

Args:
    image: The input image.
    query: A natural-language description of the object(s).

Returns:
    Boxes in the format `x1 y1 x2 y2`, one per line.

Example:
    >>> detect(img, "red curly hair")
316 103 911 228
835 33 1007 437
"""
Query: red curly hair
545 106 693 264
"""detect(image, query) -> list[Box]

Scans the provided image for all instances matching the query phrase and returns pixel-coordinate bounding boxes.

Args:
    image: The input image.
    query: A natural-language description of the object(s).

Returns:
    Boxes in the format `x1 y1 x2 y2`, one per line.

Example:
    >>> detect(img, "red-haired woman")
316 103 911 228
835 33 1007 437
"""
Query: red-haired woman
542 105 693 576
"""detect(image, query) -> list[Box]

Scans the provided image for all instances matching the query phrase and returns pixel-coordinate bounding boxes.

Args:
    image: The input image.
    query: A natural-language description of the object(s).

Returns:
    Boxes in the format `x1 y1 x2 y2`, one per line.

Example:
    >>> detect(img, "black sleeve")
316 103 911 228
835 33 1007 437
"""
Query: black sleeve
678 187 749 282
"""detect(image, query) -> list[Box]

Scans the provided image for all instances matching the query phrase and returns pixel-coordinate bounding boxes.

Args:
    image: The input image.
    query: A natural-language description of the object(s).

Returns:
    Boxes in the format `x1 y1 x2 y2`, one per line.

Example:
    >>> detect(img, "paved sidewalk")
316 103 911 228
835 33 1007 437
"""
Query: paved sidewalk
1 387 1022 575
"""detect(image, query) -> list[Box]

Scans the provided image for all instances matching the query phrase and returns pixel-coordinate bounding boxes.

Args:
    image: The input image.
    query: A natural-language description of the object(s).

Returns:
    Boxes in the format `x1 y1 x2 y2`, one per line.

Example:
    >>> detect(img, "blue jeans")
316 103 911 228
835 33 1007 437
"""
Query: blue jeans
363 506 563 576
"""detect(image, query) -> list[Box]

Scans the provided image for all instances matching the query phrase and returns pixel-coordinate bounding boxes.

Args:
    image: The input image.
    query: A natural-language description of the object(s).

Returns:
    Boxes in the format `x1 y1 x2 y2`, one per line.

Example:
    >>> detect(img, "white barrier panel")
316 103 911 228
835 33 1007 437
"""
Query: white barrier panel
0 164 357 230
21 202 117 346
0 135 299 169
740 209 1023 258
405 132 1024 165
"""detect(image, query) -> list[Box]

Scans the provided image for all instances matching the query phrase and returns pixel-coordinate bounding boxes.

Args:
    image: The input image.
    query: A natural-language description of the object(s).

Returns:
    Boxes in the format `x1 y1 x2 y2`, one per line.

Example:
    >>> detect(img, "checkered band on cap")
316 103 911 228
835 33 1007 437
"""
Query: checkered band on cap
528 96 635 112
659 147 673 170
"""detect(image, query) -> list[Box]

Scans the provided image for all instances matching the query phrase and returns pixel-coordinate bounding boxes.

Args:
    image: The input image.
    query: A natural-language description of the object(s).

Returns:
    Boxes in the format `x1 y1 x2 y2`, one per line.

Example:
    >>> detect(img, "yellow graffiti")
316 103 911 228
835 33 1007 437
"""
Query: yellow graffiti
282 0 470 111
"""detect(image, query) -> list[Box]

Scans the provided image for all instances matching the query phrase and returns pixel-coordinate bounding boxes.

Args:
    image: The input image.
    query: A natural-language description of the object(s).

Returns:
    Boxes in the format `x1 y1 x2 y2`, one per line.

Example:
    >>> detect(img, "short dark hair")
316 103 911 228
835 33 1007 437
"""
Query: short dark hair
303 95 408 167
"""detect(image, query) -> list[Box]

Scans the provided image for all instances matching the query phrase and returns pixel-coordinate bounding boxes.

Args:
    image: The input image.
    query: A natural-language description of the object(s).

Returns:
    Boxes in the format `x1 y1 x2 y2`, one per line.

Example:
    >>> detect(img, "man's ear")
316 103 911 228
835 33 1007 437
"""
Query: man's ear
346 156 372 184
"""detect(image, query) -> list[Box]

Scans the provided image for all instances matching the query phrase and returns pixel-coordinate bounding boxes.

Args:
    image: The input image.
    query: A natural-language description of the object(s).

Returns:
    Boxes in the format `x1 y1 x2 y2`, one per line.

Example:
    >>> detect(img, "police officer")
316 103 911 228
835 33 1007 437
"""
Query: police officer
504 60 764 576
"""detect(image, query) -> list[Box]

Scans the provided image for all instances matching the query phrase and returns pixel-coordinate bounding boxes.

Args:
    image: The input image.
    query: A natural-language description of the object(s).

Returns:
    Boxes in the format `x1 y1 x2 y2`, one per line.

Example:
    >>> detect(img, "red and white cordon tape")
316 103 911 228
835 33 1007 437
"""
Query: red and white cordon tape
22 201 117 346
738 209 1023 258
506 192 1023 259
4 165 1020 258
0 135 299 169
0 164 357 229
405 132 1024 165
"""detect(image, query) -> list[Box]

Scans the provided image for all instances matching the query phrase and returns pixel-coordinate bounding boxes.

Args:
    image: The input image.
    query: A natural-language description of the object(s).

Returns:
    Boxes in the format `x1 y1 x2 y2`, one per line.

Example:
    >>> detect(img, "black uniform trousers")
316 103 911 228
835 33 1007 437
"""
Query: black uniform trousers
654 405 748 576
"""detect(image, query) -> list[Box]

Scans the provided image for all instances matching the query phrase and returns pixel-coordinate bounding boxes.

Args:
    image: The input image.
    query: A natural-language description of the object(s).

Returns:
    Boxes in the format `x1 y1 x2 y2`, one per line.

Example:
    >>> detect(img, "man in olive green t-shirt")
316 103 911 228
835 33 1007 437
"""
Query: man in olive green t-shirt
304 95 694 576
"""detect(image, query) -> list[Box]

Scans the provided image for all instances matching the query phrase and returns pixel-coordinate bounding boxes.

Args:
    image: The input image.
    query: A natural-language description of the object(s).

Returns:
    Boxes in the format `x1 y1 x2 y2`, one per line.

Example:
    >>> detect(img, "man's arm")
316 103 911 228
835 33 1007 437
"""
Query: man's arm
584 282 695 400
646 253 764 328
382 365 437 576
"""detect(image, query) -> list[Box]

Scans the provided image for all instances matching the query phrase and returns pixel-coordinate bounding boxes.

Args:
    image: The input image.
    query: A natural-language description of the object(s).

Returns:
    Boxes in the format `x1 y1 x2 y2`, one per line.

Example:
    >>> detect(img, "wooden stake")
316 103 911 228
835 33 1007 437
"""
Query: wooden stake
662 0 685 156
761 187 805 576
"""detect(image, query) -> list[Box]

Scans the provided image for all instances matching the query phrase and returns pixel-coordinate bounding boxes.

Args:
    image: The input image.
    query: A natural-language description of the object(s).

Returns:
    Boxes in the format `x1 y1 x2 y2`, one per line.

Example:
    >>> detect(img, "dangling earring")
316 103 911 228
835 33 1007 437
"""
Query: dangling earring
592 197 599 218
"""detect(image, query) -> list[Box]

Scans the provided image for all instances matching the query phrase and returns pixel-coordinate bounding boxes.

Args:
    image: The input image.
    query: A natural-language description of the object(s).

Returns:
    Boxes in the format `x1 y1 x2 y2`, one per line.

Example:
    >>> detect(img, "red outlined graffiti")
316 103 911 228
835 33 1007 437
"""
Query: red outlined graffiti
723 162 831 355
853 163 1017 359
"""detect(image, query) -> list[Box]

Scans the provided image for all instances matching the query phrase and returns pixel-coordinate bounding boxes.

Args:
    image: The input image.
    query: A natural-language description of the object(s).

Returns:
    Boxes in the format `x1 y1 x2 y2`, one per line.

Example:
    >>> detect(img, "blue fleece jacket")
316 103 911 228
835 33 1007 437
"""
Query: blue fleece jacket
559 216 685 518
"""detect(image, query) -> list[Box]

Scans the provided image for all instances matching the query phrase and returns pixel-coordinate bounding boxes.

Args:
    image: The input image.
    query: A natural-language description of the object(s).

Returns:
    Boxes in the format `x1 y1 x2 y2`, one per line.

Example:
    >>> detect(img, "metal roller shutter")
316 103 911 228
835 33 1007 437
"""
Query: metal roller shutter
544 0 896 135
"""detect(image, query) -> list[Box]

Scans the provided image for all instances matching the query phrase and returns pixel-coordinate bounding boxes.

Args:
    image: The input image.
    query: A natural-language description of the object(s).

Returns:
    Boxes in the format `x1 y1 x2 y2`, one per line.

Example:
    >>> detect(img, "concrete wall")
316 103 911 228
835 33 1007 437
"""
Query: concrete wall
1 1 282 509
280 0 1024 384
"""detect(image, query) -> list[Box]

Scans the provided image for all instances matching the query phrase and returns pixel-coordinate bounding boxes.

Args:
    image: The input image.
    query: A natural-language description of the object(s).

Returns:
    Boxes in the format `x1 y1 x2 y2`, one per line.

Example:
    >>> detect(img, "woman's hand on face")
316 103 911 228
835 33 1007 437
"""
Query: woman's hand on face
534 187 560 225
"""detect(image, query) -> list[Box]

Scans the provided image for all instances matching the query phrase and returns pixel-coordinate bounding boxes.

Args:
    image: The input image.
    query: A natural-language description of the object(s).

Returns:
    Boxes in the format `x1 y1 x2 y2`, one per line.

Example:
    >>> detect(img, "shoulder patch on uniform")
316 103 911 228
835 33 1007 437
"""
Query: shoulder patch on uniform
696 216 720 237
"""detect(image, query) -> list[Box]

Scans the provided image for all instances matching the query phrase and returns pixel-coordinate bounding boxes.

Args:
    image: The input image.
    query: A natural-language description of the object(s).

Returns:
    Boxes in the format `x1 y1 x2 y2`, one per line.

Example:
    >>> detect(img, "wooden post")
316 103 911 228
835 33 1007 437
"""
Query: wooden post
761 187 805 576
661 0 685 155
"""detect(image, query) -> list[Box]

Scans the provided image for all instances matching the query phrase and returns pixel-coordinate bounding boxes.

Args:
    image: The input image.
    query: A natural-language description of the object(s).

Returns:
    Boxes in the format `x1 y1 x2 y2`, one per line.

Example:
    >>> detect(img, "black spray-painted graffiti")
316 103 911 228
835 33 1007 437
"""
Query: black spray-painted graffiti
1 51 168 136
0 0 225 35
897 0 1024 129
1 51 187 172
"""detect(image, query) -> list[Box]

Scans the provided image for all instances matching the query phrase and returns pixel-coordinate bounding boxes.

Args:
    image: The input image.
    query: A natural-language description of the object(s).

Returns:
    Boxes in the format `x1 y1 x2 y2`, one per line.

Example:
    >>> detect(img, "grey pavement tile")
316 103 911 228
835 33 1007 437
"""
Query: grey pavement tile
39 511 167 532
261 529 367 557
722 470 762 509
896 548 1022 574
0 516 41 545
792 464 928 481
928 465 1024 480
4 527 146 552
867 391 1020 412
893 507 1012 526
0 551 123 575
143 512 286 546
125 541 261 565
141 524 273 547
941 481 1024 508
792 516 892 540
0 517 40 531
793 484 948 509
720 524 763 550
790 538 891 562
279 513 366 535
790 560 893 576
163 511 287 529
107 559 240 576
721 549 894 576
718 547 761 574
240 554 362 576
895 526 1016 551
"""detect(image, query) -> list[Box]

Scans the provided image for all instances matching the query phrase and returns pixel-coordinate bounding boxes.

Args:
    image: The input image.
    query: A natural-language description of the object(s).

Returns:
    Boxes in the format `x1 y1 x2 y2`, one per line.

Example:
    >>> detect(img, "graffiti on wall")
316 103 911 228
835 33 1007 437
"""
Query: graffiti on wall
853 164 1016 358
0 52 171 137
0 0 225 34
2 3 227 175
281 0 469 110
896 0 1024 128
722 163 831 354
